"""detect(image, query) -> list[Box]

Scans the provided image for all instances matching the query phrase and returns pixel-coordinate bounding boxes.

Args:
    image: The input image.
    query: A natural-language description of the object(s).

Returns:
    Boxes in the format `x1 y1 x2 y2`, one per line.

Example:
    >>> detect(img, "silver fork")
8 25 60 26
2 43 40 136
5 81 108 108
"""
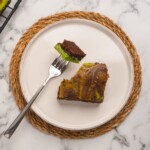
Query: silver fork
3 55 69 139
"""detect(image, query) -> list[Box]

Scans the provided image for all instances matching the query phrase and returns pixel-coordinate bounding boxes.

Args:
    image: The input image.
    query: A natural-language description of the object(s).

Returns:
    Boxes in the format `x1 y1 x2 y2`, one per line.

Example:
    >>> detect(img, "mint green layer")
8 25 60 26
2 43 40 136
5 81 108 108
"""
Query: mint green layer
0 0 10 11
54 43 80 63
80 63 103 101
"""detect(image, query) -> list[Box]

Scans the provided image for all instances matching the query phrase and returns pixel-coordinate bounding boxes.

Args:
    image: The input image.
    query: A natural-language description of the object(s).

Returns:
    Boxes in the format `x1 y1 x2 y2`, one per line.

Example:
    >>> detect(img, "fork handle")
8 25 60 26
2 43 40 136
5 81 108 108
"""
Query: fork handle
3 84 45 139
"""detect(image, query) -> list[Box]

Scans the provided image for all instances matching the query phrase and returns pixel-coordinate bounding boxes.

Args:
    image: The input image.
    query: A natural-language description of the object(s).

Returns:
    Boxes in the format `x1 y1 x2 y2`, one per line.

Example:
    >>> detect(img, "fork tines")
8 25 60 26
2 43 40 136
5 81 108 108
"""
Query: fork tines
52 55 69 71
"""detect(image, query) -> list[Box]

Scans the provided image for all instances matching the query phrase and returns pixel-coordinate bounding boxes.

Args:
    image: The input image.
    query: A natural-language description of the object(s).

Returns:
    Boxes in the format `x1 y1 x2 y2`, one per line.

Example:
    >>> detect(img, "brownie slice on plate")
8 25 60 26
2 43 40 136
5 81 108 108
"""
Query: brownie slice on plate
58 63 109 103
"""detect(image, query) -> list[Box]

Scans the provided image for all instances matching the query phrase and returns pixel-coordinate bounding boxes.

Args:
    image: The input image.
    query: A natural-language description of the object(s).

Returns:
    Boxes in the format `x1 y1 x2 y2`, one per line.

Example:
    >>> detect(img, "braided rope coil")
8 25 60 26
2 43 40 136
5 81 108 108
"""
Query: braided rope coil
10 11 142 139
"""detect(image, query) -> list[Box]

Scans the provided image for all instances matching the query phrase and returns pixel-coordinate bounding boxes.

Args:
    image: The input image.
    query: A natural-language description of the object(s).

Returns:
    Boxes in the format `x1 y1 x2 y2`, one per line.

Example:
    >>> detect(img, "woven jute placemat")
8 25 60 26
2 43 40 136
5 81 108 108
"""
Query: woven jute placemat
10 11 142 139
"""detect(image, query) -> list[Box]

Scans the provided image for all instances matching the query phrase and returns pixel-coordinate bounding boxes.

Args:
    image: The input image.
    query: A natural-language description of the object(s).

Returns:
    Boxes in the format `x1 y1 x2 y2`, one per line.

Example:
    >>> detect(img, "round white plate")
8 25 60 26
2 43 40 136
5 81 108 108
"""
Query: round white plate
20 19 134 130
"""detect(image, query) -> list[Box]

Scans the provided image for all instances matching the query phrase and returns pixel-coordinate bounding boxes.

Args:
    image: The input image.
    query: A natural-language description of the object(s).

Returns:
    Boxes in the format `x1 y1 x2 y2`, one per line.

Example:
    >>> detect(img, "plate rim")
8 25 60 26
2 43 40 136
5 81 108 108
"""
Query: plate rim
19 18 134 130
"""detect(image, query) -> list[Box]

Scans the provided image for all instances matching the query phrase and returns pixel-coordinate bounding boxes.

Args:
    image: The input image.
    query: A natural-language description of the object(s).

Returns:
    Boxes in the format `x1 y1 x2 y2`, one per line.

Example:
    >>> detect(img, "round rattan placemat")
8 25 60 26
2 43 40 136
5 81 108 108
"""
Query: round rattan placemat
10 11 142 139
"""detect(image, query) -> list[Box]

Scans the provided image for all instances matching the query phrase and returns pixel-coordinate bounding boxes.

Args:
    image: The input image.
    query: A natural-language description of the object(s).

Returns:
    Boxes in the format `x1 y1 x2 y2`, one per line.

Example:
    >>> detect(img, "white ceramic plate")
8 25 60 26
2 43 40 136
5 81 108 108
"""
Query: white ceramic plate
19 19 134 130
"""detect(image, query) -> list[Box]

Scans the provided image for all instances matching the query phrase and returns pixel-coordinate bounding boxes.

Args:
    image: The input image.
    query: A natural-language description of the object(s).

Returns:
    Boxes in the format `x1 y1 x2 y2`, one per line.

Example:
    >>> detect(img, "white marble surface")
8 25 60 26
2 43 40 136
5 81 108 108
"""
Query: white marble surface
0 0 150 149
